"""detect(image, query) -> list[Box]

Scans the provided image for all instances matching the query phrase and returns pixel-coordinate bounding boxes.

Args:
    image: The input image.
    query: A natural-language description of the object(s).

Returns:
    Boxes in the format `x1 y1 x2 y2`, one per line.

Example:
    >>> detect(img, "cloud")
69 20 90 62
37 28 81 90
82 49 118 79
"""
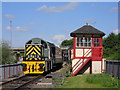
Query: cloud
110 7 119 12
29 21 37 25
4 14 15 19
83 18 96 24
5 26 11 31
15 26 30 31
112 29 120 34
37 2 79 13
5 26 30 31
52 35 66 45
111 7 118 11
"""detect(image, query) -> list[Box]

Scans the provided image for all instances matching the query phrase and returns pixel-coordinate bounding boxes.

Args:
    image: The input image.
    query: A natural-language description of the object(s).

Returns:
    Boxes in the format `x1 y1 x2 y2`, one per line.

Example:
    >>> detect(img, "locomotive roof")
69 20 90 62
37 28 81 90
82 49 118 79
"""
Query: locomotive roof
25 38 55 47
25 38 44 44
70 24 105 37
47 42 55 47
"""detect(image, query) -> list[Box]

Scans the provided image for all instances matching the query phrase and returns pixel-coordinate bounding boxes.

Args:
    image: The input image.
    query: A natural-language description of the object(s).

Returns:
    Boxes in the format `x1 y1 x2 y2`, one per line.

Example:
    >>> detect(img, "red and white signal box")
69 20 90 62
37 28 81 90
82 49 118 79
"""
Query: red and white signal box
70 24 105 76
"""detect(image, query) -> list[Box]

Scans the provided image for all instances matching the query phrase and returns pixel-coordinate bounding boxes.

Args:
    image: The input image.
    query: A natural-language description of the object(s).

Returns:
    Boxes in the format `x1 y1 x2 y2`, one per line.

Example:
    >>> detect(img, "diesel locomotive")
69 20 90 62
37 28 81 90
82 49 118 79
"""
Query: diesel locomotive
22 38 61 74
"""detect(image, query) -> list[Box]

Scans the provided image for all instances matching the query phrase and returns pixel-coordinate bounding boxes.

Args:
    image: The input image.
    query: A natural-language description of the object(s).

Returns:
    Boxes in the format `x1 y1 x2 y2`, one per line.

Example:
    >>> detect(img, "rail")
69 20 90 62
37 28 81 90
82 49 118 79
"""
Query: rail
2 75 42 89
0 63 23 81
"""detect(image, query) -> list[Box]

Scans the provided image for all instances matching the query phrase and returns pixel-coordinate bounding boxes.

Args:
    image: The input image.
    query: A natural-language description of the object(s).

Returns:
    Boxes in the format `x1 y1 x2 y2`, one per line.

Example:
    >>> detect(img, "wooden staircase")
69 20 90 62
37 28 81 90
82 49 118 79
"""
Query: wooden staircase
72 49 92 76
72 58 91 76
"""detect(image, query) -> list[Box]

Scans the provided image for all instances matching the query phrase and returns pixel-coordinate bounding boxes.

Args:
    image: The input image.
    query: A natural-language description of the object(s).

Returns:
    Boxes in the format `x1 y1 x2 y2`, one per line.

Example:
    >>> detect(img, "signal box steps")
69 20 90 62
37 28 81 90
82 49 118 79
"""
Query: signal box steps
72 59 91 76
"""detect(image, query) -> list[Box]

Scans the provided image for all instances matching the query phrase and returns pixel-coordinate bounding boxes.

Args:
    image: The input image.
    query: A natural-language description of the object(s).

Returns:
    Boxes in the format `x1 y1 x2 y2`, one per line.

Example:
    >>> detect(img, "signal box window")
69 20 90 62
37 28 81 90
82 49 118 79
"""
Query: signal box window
94 38 100 47
77 37 91 47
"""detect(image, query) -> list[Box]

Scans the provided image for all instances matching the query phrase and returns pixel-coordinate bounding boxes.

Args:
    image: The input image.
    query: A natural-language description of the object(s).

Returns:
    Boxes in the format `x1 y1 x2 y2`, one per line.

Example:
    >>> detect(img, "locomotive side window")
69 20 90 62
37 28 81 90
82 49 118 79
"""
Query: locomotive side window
77 37 91 47
41 40 47 48
94 38 100 47
26 40 32 44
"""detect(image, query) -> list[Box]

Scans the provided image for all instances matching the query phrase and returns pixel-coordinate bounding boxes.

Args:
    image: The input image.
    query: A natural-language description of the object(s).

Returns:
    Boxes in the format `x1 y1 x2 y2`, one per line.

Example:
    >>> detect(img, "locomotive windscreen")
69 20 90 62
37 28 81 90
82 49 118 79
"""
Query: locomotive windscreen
24 44 43 61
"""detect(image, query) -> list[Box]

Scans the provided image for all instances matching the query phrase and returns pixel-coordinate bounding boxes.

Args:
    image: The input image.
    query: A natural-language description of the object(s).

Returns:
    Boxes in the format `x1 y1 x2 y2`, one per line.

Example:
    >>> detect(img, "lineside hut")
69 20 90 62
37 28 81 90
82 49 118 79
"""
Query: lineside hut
70 24 105 76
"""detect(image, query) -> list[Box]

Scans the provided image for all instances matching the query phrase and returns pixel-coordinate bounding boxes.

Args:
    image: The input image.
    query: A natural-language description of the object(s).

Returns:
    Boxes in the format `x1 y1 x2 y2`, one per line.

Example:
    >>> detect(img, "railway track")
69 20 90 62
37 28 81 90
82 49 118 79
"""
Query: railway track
1 75 44 90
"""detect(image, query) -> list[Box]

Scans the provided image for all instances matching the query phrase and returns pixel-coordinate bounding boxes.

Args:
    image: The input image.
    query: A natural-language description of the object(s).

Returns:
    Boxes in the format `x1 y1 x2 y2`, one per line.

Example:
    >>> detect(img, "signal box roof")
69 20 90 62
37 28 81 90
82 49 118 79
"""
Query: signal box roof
70 24 105 37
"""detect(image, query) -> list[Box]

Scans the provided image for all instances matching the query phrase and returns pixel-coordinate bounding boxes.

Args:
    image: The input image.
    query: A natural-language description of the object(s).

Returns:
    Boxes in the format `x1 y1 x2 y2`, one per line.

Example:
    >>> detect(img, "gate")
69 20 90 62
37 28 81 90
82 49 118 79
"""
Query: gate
105 60 120 78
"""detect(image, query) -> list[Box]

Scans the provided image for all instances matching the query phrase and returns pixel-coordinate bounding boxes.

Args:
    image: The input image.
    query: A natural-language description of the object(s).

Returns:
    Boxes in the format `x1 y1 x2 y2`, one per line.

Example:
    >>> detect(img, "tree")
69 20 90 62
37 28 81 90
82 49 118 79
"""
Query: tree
1 41 16 64
103 33 120 60
60 39 73 47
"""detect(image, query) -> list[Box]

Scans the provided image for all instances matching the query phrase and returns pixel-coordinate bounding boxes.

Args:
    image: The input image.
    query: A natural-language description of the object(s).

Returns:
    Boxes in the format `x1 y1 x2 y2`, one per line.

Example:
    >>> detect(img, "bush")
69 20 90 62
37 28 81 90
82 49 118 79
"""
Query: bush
102 76 118 87
1 41 17 64
103 33 120 60
86 74 118 88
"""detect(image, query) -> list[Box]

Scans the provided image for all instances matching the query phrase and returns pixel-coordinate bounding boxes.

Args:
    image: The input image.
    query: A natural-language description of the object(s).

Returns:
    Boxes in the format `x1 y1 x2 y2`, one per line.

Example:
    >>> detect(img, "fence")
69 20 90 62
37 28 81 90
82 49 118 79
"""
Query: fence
105 60 120 78
0 64 23 81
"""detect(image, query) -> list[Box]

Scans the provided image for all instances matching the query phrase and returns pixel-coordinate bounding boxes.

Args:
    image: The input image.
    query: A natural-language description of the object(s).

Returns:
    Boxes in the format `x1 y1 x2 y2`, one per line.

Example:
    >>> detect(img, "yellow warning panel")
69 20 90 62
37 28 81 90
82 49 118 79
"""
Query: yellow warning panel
25 45 42 61
22 61 45 74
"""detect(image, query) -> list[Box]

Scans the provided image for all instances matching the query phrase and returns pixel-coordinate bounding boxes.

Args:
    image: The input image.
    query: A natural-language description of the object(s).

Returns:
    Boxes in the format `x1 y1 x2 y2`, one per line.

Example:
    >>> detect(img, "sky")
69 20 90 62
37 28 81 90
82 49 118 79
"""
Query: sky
2 2 119 47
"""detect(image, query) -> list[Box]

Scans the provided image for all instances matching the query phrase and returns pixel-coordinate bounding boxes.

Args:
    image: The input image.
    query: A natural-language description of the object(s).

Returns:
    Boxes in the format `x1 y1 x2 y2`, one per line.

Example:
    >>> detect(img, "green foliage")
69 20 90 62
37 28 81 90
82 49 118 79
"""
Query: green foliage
20 53 24 57
57 74 118 88
1 41 17 64
60 39 73 47
103 33 120 60
86 74 118 87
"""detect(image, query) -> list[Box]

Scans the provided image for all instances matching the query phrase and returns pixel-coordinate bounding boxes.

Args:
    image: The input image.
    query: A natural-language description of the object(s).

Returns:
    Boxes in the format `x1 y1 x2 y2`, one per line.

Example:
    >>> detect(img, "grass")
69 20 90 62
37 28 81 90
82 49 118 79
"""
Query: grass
86 74 118 88
56 74 119 88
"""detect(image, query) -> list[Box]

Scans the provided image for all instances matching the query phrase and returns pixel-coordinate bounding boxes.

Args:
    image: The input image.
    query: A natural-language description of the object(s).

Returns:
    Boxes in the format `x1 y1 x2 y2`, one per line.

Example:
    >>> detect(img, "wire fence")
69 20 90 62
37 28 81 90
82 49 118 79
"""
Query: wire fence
105 60 120 78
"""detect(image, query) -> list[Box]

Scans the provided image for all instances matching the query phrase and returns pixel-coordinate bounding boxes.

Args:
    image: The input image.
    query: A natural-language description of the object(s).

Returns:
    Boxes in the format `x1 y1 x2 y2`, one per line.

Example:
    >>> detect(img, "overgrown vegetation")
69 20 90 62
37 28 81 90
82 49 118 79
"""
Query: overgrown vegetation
103 33 120 60
57 74 119 88
86 74 119 88
0 41 17 64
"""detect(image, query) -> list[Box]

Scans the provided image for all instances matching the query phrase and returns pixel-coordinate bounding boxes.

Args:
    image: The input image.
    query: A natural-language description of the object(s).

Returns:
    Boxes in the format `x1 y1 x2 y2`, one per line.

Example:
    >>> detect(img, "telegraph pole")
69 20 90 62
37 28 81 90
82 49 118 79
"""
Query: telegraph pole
10 20 12 48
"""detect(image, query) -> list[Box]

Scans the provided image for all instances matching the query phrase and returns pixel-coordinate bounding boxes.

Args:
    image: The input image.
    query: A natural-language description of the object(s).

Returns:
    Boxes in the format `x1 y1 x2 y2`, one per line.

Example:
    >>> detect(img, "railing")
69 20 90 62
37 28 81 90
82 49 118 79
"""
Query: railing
105 60 120 78
0 63 23 81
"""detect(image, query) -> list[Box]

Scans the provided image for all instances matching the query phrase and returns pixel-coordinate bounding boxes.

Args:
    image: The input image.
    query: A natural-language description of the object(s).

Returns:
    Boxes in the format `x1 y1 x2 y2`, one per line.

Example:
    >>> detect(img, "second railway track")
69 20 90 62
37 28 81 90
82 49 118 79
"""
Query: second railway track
2 75 44 90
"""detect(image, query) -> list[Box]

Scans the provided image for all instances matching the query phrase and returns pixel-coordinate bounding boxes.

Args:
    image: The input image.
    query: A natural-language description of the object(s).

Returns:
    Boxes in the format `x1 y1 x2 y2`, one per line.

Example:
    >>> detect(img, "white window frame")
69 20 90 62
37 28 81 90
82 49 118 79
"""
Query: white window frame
94 38 100 47
76 37 92 47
